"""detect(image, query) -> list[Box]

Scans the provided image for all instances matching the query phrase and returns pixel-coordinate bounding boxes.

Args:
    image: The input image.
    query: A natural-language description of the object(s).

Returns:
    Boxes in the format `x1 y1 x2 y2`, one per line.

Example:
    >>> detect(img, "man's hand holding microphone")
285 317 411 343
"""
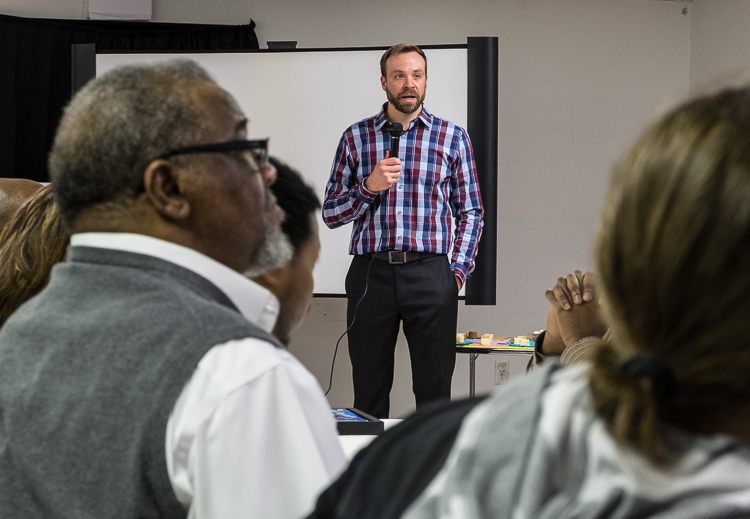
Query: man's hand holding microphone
364 122 403 192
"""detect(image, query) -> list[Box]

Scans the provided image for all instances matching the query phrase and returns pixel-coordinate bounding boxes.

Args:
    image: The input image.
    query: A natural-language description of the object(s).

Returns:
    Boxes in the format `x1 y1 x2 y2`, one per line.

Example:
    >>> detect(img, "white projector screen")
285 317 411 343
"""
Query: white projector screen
96 48 468 295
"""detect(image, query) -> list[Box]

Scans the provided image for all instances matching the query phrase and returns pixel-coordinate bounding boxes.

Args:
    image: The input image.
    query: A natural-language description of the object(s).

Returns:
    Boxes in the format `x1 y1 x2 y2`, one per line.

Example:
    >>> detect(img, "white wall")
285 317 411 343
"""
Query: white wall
0 0 85 19
690 0 750 92
2 0 699 417
257 0 692 417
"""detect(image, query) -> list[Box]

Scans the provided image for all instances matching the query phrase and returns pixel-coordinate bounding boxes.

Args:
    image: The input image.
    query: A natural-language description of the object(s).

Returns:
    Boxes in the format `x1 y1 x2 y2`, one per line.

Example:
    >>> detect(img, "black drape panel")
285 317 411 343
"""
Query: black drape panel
0 14 259 181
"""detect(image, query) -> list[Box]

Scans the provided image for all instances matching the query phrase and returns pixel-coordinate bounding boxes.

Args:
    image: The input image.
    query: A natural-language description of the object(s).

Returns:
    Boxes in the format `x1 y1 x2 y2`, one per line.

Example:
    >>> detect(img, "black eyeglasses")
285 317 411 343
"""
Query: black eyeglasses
159 138 269 169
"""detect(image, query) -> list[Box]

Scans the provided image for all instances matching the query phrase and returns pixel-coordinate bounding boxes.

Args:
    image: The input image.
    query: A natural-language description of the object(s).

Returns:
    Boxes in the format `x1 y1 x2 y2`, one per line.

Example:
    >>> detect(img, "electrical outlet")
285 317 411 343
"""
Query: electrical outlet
495 361 509 385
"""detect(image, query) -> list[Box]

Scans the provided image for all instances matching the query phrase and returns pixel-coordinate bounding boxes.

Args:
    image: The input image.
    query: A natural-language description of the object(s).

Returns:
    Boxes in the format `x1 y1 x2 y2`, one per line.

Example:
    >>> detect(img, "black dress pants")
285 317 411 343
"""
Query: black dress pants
345 253 459 418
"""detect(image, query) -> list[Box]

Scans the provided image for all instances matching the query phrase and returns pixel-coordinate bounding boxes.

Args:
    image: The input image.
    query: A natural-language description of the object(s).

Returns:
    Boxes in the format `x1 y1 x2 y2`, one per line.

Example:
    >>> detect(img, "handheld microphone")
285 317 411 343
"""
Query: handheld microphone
388 122 403 159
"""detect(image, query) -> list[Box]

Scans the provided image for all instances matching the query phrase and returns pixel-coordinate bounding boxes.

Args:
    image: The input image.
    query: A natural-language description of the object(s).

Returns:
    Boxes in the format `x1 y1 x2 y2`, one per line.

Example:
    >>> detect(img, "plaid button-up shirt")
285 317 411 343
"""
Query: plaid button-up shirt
323 104 484 283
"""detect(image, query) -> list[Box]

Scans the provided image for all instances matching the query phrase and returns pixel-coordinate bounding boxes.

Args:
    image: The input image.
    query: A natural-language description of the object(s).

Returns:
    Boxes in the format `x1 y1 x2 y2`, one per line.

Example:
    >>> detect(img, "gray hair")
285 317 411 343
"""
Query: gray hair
49 60 237 226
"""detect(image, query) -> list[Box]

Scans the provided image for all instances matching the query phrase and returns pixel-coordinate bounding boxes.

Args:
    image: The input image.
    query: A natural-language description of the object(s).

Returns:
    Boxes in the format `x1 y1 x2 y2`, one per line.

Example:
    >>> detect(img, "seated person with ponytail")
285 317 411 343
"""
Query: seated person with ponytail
403 86 750 517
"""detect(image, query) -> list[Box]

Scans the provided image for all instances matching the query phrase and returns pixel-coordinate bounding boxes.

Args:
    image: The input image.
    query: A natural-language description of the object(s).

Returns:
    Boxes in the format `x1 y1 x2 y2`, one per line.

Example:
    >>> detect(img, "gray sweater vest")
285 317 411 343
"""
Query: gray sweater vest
0 246 283 519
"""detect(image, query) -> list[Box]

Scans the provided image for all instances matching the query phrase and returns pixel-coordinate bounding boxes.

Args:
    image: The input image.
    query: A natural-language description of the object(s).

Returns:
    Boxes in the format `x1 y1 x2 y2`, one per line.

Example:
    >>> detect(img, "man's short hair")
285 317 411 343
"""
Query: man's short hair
268 157 320 253
48 60 238 227
380 43 428 77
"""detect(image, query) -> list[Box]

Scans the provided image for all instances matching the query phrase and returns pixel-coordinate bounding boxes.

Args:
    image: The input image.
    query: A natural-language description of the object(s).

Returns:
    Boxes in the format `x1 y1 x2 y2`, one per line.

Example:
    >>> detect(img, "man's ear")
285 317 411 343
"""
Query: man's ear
142 159 191 221
381 75 387 92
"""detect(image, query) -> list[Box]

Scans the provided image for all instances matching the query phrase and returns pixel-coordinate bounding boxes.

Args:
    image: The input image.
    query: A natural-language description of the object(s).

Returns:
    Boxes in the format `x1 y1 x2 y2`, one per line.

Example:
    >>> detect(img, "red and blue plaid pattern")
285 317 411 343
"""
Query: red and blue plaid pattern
323 104 484 283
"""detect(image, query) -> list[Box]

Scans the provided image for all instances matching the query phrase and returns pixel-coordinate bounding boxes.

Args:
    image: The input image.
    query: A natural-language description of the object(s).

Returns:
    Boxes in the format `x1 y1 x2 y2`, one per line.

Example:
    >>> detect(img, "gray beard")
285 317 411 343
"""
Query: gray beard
244 222 294 277
243 191 295 277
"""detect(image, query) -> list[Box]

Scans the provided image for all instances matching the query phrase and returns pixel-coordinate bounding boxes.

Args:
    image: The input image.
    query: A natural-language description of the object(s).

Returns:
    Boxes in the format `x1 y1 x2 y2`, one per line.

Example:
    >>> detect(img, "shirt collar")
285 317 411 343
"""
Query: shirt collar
374 102 433 132
417 105 434 129
69 233 279 333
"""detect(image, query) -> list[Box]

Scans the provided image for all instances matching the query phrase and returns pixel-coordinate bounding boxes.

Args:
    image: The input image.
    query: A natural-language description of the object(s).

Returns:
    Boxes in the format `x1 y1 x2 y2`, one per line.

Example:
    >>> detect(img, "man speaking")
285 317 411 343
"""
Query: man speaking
323 43 484 418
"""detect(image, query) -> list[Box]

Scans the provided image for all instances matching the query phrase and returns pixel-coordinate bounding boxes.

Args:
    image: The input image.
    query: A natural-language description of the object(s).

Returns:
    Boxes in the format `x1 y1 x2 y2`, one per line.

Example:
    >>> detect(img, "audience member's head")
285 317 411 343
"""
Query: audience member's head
0 179 42 233
48 59 288 274
590 86 750 461
249 157 321 344
0 185 70 327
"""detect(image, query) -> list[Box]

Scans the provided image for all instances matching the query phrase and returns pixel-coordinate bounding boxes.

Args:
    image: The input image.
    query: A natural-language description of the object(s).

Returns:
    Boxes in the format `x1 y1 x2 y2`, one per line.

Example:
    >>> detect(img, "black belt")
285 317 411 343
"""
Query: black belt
363 251 442 264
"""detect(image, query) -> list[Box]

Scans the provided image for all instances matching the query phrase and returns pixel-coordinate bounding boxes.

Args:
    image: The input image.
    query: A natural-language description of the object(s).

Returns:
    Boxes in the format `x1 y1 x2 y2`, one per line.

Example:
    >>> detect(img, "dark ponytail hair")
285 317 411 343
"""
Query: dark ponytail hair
589 345 669 461
591 87 750 463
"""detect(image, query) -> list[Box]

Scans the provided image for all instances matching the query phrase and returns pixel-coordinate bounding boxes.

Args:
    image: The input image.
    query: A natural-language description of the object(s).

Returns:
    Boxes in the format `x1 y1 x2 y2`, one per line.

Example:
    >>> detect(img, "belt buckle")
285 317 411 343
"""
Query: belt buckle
388 251 407 264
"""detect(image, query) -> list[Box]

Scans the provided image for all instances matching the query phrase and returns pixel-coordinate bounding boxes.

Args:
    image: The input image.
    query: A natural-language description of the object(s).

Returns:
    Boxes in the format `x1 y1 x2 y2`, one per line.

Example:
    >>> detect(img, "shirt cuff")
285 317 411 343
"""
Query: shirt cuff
559 336 604 365
451 265 467 285
527 332 608 372
359 180 378 198
526 330 550 373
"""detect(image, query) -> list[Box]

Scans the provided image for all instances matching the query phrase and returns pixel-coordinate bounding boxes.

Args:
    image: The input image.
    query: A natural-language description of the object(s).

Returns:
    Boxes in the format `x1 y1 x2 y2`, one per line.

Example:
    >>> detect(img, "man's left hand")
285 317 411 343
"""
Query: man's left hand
455 276 462 291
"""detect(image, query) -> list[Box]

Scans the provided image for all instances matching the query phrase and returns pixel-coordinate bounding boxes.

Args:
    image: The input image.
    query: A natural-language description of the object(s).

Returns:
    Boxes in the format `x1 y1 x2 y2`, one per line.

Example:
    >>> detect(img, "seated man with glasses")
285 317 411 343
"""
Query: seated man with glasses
0 60 347 519
158 137 274 182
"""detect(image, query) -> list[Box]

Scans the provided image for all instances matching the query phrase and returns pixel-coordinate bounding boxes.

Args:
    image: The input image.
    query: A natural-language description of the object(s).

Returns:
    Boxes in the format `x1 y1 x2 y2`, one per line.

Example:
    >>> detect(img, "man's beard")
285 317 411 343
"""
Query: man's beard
387 88 425 115
244 190 294 277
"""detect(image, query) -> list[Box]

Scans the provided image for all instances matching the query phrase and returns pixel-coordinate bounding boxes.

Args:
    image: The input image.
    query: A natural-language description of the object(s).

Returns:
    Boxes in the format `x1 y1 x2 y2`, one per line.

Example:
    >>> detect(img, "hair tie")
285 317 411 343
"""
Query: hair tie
618 356 675 401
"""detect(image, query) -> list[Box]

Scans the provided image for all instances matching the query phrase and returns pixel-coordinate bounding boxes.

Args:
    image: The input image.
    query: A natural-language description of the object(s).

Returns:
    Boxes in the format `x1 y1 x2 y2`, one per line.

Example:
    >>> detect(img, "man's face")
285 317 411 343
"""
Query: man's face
182 84 282 273
381 51 427 116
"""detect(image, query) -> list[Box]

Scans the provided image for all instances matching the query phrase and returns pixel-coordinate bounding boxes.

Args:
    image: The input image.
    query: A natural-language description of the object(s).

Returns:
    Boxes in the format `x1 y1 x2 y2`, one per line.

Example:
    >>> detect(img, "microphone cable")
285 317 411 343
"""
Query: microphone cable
324 122 401 396
324 252 377 396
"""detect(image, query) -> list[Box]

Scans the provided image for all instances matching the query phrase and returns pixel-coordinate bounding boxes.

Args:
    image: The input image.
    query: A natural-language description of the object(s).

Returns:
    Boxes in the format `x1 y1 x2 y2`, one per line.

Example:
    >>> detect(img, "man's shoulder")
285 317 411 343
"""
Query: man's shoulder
421 107 468 138
195 336 302 393
342 104 386 134
5 252 282 351
344 113 380 132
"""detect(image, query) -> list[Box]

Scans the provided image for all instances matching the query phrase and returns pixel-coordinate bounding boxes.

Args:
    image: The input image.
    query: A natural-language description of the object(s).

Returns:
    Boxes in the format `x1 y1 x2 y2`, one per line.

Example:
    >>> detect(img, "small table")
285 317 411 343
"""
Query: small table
456 338 535 397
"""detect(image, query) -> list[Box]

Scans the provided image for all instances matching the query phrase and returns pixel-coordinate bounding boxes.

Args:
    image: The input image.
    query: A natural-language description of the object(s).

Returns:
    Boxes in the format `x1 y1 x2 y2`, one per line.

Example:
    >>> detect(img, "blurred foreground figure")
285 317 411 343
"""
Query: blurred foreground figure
403 88 750 517
0 60 346 519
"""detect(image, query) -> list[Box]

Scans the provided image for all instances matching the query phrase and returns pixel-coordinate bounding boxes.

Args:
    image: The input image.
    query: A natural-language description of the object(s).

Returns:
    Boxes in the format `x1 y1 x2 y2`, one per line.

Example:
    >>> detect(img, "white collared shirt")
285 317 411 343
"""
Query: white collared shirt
70 233 347 519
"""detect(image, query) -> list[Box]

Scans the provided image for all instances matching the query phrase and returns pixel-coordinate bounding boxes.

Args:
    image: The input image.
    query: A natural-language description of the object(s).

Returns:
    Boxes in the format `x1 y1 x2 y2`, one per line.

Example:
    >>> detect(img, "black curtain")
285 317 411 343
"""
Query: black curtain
0 14 259 181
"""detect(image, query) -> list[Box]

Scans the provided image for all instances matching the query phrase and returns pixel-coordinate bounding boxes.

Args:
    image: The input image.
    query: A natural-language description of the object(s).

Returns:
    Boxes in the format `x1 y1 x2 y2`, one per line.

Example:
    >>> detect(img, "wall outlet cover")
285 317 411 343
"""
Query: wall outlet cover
495 361 509 385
